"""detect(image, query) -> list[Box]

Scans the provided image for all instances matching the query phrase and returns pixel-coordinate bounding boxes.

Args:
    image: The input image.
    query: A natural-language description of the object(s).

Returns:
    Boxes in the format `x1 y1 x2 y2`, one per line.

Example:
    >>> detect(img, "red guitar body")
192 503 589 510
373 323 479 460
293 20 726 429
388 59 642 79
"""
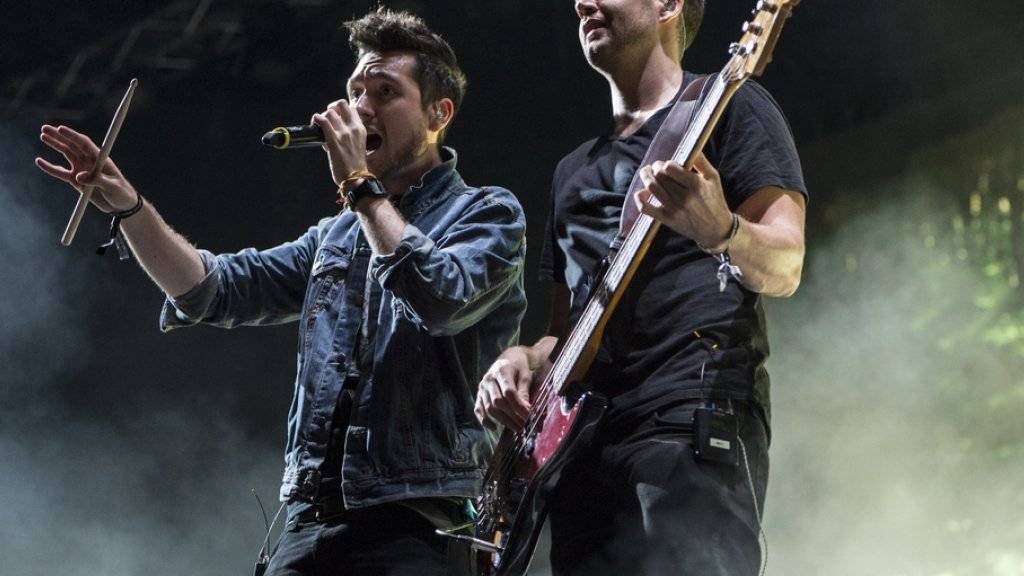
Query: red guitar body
473 389 606 576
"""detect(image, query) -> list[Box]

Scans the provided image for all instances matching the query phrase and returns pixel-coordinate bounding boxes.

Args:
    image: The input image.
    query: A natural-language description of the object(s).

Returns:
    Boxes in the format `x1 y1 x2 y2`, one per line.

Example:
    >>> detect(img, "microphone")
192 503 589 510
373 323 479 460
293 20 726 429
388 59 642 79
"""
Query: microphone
261 125 324 149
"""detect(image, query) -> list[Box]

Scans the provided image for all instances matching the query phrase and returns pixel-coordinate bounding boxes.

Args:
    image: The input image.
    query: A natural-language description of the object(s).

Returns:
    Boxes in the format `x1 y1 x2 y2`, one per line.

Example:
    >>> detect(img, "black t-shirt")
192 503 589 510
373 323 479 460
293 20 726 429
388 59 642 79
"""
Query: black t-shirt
539 72 807 427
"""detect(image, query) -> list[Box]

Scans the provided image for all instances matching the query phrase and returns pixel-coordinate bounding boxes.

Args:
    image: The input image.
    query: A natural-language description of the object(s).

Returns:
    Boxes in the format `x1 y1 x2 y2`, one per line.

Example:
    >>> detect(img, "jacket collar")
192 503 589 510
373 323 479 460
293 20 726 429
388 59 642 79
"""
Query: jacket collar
398 146 461 217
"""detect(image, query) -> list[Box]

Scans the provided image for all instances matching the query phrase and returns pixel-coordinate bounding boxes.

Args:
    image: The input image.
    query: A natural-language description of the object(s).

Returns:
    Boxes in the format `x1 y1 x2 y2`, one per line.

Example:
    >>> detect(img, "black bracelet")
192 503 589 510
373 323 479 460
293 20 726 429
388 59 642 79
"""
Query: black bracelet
97 192 145 259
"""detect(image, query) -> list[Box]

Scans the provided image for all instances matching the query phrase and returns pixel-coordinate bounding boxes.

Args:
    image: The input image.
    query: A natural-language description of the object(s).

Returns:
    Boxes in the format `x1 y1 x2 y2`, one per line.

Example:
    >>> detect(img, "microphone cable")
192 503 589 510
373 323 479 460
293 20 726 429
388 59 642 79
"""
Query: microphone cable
251 488 286 576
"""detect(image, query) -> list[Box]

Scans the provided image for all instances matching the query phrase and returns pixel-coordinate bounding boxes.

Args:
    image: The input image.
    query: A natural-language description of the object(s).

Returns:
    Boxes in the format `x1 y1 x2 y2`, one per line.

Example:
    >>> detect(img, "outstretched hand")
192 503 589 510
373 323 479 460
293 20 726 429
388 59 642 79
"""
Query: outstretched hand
35 125 138 213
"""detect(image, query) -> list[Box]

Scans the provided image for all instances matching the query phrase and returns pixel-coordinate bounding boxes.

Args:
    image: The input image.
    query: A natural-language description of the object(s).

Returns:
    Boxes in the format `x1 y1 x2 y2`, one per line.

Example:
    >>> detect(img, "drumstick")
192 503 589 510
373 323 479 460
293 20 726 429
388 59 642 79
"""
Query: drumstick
60 78 139 247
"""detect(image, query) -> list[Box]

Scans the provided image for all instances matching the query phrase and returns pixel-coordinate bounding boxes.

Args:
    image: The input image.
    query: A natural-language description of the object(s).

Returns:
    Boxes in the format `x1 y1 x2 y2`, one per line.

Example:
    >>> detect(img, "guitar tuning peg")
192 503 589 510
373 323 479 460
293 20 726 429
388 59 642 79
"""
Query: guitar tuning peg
756 1 778 13
728 42 746 56
742 21 764 34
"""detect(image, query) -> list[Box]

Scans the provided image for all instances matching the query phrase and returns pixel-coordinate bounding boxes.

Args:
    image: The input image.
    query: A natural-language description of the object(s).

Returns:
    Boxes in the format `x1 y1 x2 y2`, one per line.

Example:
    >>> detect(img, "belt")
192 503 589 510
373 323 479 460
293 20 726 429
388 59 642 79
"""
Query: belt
288 495 350 526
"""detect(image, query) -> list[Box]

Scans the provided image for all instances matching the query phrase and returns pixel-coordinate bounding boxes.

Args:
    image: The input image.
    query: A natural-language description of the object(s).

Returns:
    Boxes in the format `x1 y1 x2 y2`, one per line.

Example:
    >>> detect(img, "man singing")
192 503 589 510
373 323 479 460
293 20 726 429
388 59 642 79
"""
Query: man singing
475 0 806 574
37 8 525 576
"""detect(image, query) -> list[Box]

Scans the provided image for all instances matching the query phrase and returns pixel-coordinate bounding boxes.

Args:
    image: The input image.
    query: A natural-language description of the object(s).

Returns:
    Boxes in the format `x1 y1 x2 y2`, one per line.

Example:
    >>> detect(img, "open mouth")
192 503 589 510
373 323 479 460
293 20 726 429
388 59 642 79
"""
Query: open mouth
366 133 383 154
582 19 605 37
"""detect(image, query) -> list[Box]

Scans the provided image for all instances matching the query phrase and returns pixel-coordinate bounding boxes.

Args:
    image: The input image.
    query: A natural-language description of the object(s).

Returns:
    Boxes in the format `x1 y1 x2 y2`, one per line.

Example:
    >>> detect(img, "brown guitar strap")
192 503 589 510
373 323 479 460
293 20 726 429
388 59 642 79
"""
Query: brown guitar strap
609 73 713 257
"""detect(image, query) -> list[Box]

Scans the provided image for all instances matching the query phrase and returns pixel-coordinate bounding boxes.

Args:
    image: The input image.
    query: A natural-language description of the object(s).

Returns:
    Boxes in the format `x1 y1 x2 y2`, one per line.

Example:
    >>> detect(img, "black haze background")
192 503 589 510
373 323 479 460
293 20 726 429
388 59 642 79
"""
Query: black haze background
2 1 1023 574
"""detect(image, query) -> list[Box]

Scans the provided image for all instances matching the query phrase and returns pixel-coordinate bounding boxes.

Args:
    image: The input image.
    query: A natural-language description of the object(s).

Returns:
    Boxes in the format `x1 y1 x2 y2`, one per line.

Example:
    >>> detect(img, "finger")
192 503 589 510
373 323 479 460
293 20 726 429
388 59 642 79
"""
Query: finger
496 367 531 417
35 157 77 184
475 395 495 430
494 374 528 419
638 164 655 187
691 152 719 182
75 169 115 189
324 109 345 134
644 178 672 208
655 160 698 191
311 113 332 139
42 126 91 162
330 99 355 123
478 378 496 418
483 380 524 430
39 133 78 162
633 187 650 213
56 125 100 155
637 188 667 221
327 98 349 112
490 399 526 430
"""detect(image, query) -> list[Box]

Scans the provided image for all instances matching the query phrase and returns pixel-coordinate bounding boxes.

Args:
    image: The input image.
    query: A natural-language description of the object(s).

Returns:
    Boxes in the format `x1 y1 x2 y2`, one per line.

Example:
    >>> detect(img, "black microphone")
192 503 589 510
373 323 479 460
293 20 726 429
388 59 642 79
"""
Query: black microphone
261 125 324 149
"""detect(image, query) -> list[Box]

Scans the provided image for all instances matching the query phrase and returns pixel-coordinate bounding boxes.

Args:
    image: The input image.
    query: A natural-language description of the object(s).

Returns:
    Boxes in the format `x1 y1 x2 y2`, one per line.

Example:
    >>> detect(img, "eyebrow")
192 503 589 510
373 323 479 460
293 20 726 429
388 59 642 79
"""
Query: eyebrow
347 67 401 91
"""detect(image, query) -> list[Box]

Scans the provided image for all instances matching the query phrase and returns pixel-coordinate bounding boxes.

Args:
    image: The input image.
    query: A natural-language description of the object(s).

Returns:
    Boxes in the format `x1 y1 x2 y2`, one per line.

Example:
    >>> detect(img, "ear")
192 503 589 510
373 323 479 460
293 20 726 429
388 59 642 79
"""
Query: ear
658 0 682 23
428 98 455 134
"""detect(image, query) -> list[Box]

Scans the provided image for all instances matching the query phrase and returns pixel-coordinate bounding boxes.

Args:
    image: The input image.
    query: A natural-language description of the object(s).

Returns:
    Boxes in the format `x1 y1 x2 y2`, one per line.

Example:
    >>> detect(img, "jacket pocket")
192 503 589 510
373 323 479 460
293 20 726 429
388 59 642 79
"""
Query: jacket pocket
299 245 351 352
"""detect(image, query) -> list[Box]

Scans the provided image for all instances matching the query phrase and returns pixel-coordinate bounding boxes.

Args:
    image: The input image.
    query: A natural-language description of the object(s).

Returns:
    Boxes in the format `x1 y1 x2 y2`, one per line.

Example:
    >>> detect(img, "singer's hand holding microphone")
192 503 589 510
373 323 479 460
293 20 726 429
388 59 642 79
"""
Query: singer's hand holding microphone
262 99 372 192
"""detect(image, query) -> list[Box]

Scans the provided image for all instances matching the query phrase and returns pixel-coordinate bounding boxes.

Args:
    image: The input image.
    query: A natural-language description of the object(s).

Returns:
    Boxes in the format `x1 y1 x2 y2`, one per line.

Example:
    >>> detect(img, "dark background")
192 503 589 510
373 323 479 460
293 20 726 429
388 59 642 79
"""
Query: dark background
2 1 1023 574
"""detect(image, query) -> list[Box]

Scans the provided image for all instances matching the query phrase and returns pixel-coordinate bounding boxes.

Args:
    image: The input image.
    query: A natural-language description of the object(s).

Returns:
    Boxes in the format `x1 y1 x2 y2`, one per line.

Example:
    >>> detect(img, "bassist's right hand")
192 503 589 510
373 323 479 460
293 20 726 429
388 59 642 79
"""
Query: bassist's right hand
475 347 533 432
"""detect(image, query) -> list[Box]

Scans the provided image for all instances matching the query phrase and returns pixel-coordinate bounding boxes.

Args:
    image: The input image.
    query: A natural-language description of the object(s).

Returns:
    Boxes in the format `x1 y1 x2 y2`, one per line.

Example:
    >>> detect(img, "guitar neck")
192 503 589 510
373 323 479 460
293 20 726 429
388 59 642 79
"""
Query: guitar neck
547 74 742 396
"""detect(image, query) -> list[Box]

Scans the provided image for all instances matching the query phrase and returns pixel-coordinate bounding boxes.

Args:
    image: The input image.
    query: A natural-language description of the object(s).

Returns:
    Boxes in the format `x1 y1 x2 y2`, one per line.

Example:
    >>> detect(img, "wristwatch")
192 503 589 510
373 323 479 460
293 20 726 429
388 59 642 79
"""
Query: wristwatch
344 177 388 210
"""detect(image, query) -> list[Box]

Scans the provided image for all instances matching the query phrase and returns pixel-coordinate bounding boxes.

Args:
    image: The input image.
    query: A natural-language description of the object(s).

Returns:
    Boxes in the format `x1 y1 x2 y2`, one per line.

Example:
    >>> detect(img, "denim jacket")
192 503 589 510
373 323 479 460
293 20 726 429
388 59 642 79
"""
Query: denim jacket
160 149 526 508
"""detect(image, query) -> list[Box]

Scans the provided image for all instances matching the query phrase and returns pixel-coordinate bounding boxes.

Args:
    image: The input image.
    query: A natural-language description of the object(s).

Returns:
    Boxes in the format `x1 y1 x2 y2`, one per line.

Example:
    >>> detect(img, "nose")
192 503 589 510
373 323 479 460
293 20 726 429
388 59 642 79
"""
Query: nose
575 0 597 19
353 93 372 120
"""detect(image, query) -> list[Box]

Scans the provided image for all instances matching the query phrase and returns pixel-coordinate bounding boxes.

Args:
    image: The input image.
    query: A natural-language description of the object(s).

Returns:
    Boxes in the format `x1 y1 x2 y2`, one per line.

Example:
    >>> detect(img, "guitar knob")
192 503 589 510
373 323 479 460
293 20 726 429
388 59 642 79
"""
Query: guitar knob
522 436 535 458
756 0 778 13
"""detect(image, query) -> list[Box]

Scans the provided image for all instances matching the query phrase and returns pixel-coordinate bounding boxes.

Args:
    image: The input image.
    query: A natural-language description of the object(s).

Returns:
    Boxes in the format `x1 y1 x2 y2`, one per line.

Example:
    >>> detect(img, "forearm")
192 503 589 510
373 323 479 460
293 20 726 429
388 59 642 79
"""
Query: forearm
727 215 804 297
371 197 525 335
355 198 406 255
119 202 206 298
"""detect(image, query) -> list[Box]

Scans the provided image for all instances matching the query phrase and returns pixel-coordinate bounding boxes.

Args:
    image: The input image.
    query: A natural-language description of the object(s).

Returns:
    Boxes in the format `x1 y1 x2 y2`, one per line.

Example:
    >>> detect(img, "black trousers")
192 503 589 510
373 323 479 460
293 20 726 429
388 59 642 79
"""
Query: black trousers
264 503 471 576
548 399 770 576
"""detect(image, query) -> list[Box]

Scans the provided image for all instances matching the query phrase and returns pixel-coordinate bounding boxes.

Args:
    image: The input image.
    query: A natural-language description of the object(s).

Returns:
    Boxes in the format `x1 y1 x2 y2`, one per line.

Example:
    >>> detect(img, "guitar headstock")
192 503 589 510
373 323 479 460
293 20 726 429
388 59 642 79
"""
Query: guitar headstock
723 0 800 83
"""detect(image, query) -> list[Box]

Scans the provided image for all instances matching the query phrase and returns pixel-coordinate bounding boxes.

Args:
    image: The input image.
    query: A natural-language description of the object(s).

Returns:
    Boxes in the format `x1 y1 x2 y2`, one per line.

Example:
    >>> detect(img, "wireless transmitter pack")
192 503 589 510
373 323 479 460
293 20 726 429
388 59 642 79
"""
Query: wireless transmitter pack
693 402 739 466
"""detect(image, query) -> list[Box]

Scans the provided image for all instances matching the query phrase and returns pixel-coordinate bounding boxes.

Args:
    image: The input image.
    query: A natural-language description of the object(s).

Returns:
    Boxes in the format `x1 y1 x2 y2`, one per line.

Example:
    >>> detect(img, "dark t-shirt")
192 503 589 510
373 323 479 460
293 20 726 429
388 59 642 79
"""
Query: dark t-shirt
539 72 807 427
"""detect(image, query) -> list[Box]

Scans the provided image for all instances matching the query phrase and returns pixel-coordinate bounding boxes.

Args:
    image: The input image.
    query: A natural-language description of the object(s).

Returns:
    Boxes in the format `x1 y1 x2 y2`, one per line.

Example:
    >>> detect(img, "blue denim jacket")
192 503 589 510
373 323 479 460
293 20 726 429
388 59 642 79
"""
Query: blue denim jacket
160 149 526 508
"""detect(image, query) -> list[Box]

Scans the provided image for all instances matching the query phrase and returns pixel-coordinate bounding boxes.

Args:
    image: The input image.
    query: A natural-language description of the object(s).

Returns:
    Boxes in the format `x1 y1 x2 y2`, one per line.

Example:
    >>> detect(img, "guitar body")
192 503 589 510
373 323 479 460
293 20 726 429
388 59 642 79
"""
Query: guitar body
474 390 607 576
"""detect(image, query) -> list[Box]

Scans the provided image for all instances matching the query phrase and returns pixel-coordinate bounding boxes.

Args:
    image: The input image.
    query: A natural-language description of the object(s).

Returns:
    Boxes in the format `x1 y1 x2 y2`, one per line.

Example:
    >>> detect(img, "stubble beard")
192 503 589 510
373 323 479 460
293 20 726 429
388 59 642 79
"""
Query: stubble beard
584 24 647 74
370 124 430 188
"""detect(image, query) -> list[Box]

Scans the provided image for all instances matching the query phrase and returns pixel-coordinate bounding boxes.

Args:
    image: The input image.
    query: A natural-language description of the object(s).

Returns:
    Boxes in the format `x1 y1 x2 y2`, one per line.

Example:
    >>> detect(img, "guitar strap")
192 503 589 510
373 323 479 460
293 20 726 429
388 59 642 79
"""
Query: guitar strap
609 73 714 258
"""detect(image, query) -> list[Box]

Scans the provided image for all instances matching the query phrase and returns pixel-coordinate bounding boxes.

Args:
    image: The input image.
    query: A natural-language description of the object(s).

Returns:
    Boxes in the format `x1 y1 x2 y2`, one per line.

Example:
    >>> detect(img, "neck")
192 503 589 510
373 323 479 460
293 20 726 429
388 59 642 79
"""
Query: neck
603 45 683 137
381 145 443 196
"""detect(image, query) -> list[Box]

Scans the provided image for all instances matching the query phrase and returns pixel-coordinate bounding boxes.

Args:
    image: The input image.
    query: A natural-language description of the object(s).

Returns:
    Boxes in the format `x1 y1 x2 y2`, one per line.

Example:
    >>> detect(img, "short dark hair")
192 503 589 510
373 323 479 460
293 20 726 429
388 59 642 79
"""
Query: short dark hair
344 7 467 139
678 0 705 55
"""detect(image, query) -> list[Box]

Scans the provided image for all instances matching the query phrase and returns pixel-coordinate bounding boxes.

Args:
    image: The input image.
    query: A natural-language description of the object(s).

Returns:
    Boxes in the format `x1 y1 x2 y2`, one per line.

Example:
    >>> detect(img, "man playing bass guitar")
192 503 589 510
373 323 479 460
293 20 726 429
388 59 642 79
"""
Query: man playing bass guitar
475 0 807 574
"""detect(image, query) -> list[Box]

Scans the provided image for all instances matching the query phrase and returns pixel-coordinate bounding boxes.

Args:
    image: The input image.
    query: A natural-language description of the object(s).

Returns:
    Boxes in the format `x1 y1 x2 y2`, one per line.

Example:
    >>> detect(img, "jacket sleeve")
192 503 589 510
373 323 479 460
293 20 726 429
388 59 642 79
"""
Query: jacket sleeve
160 223 322 332
370 190 525 336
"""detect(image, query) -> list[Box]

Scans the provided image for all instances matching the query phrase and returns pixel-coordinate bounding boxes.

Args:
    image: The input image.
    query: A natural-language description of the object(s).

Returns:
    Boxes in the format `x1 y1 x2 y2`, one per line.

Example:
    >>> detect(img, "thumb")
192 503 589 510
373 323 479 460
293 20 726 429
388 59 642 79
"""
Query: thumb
692 152 717 180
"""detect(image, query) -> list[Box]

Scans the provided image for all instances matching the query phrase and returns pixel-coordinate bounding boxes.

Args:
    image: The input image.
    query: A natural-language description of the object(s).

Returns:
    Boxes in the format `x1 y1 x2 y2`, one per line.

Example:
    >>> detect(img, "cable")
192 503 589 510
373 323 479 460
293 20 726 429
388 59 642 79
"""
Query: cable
251 489 286 568
738 436 767 576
